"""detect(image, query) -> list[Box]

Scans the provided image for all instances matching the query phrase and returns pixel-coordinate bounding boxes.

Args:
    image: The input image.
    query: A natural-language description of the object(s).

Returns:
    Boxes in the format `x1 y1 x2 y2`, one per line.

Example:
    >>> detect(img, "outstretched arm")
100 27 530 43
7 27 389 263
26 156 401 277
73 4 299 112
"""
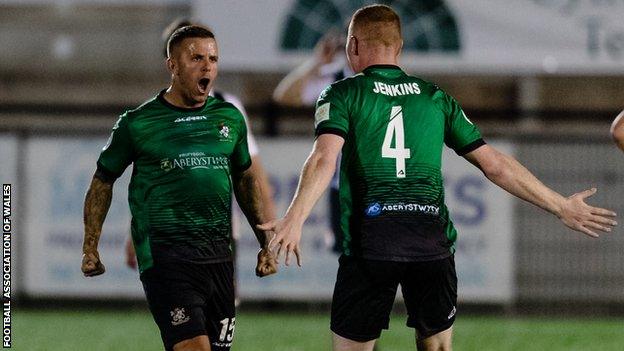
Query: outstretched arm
464 144 617 237
232 165 277 277
81 175 113 277
611 109 624 152
257 134 344 266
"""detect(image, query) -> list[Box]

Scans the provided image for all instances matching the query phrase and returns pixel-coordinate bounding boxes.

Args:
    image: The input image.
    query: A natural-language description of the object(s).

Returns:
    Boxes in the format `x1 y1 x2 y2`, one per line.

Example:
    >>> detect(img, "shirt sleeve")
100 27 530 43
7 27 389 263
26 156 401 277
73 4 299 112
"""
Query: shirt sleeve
96 113 134 180
314 83 349 139
223 92 260 157
438 90 485 155
231 113 252 172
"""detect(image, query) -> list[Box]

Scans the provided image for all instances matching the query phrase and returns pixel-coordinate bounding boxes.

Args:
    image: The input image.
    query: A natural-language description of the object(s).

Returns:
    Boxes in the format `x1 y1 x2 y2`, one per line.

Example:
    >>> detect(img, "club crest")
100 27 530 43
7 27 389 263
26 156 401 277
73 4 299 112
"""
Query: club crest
170 307 190 326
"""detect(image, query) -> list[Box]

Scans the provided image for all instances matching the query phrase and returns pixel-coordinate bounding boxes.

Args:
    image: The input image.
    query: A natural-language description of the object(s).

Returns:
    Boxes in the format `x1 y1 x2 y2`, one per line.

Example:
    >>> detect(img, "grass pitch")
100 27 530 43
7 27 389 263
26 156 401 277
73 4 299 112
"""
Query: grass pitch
12 308 624 350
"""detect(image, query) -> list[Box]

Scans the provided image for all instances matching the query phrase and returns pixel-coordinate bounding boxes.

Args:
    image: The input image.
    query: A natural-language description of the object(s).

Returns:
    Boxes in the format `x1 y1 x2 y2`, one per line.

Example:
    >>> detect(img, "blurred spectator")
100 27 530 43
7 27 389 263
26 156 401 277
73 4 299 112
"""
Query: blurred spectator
273 31 353 254
273 30 352 107
611 109 624 152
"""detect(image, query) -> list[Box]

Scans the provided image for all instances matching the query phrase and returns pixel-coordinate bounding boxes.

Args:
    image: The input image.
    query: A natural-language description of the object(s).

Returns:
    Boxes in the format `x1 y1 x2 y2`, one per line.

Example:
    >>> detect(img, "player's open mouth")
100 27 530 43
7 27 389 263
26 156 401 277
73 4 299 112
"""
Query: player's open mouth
198 78 210 94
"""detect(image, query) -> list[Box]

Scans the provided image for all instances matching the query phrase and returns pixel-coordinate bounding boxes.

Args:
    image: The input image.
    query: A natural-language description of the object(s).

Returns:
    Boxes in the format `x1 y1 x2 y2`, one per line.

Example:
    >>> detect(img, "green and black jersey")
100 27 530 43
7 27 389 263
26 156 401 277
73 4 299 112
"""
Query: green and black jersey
315 65 484 262
97 90 251 273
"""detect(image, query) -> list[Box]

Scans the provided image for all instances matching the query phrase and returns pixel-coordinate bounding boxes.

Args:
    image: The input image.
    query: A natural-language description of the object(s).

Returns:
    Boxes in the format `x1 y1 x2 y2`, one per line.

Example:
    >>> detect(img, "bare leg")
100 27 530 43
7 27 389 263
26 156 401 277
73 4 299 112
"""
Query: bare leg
333 332 377 351
416 326 453 351
173 335 212 351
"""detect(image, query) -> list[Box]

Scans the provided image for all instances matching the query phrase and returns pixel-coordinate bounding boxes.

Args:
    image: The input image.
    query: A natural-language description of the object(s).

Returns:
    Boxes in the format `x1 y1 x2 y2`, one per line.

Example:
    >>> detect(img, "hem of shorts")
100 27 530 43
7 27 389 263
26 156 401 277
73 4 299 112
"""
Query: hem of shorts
407 318 455 339
165 330 208 351
359 251 453 262
330 325 381 343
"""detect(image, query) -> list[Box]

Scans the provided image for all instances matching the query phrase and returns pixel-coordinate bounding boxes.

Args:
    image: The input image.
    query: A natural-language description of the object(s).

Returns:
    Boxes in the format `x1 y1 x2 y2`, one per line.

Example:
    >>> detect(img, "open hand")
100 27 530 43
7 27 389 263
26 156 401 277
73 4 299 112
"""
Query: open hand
257 217 303 267
558 188 617 237
81 251 106 277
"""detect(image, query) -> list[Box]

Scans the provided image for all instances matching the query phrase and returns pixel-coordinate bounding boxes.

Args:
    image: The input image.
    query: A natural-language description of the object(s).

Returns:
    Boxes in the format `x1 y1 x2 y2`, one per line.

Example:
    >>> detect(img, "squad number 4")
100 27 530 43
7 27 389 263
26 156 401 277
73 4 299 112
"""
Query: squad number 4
382 106 411 178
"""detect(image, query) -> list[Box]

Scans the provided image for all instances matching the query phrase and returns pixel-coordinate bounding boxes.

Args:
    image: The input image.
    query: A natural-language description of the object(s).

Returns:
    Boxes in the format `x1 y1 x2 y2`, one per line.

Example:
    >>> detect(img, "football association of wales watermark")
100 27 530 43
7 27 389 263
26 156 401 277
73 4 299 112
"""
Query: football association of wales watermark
2 184 11 348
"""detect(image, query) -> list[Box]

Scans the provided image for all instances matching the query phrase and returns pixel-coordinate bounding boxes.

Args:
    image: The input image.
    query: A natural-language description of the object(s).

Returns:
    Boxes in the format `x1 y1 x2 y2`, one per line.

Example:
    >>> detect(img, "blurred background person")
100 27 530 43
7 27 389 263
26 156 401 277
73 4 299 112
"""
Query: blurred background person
611 110 624 152
273 30 352 108
273 31 353 254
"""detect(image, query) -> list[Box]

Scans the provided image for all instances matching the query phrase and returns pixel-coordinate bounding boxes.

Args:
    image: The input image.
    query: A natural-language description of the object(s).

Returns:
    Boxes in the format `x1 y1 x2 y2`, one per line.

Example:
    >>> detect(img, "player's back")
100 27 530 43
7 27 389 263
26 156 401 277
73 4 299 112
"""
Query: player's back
315 65 483 261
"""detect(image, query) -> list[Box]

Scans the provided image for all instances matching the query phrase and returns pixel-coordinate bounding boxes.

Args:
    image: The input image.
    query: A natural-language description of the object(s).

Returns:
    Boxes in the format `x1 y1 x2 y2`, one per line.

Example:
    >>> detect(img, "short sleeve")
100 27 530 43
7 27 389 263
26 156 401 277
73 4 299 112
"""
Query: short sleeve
222 92 260 157
314 84 349 139
231 116 252 172
439 91 485 155
96 114 134 180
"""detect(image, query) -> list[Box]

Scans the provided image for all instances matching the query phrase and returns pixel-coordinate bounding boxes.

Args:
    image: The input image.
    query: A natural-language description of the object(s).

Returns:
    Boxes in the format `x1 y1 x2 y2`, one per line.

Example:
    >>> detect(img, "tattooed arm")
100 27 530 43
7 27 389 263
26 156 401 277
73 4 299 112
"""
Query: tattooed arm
232 166 277 277
81 175 113 277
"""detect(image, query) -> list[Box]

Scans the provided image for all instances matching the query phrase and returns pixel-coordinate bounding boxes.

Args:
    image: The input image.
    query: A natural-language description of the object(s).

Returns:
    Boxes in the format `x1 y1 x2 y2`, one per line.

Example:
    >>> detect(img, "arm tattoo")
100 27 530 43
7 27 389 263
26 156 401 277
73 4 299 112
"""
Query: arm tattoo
82 176 113 253
232 169 269 248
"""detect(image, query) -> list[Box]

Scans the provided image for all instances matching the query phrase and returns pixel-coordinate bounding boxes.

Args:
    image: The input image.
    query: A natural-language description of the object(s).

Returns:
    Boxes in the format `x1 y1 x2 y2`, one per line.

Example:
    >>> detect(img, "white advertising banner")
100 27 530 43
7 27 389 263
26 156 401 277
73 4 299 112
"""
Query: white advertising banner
236 139 515 302
444 142 515 303
234 139 339 300
0 135 17 184
21 136 513 303
194 0 624 74
22 137 143 298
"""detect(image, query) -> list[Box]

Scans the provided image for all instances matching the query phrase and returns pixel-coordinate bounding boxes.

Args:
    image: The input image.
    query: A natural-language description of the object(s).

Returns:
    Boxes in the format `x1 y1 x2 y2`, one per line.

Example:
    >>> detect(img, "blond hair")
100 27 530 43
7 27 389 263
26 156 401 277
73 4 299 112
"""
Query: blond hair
350 4 401 48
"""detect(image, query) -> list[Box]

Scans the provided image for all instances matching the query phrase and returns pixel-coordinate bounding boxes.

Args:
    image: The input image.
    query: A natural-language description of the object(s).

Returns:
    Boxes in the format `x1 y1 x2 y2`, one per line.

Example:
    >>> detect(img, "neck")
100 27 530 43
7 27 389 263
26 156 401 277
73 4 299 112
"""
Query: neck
366 58 398 67
356 44 399 72
358 56 399 73
163 86 204 109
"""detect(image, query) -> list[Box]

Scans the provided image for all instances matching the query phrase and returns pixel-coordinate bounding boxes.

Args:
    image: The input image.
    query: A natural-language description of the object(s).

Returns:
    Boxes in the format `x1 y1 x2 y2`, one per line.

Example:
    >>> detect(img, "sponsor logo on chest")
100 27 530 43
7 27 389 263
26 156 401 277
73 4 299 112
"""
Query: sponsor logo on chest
160 152 229 172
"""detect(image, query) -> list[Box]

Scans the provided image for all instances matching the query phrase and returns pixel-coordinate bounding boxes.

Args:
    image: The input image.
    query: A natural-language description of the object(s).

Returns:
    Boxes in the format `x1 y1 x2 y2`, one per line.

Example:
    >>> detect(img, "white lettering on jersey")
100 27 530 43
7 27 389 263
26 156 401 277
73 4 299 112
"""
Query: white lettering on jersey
373 82 421 97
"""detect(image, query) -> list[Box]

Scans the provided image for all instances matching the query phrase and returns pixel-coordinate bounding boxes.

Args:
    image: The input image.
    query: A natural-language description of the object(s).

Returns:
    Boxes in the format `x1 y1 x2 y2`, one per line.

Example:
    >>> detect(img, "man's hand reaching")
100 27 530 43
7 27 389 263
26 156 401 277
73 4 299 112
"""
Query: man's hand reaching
557 188 617 237
257 217 303 267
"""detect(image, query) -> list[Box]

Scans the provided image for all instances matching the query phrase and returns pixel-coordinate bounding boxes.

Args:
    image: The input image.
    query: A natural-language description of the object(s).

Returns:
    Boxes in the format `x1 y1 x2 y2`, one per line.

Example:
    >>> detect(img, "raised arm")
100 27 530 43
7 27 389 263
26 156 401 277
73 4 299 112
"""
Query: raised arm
273 33 342 107
81 175 114 277
232 164 277 277
463 144 617 237
257 133 344 266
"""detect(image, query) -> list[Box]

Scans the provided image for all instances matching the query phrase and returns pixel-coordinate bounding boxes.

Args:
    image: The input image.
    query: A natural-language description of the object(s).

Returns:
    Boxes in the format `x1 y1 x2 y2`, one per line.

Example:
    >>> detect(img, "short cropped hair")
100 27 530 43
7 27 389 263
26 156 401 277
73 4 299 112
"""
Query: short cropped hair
166 25 215 58
162 18 194 58
350 4 402 47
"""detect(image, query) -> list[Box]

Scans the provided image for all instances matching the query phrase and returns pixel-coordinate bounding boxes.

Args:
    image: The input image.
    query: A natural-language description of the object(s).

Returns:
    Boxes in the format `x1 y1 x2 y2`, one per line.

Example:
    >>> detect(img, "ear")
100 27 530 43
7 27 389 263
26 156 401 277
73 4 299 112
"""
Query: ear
166 57 175 74
349 36 359 56
396 39 403 57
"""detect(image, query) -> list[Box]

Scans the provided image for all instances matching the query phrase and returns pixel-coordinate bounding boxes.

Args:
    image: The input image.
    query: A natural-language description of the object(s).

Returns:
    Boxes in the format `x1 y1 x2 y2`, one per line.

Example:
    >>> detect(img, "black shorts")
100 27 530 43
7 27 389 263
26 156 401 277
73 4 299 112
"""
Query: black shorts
330 255 457 342
140 260 235 351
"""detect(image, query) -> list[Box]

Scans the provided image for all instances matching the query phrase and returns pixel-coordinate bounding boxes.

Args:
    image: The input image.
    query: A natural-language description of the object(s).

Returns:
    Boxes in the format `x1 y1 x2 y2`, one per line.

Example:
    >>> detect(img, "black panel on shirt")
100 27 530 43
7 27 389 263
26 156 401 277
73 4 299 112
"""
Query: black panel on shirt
455 138 486 156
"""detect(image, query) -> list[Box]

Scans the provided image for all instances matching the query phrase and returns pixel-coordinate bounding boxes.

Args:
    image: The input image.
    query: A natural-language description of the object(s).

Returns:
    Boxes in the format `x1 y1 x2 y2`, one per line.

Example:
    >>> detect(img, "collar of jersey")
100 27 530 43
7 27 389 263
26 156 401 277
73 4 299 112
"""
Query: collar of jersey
363 64 404 77
157 89 209 113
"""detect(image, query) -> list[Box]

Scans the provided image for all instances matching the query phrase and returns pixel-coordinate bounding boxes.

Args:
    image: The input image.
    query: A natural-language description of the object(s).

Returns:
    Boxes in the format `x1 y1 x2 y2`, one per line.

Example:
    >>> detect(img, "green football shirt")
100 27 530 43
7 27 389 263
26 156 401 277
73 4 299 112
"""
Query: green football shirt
315 65 484 262
97 90 251 272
